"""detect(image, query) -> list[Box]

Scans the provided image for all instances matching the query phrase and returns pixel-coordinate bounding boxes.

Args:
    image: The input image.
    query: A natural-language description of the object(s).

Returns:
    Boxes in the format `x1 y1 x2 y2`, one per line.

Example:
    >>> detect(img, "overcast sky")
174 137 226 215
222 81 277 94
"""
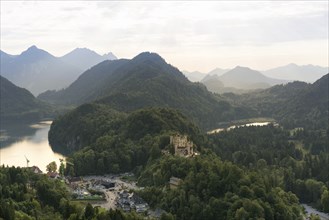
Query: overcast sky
1 1 328 72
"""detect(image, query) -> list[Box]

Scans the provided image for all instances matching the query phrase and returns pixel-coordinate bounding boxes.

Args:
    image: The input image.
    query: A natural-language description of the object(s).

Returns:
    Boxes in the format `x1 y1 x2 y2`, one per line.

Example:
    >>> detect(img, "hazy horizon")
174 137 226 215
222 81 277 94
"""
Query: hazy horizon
1 1 328 72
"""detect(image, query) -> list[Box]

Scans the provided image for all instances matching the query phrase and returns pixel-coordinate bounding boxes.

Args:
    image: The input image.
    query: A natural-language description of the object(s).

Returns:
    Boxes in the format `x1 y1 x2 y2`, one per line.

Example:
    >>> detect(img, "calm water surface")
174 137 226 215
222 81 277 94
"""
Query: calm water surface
0 121 65 172
207 121 274 134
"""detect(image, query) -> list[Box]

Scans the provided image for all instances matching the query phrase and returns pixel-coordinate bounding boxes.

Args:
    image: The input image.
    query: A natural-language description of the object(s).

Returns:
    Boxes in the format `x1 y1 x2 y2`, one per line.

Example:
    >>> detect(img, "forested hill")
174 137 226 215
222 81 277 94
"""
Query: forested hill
223 73 329 129
39 52 253 129
47 103 314 219
49 104 202 155
0 75 51 121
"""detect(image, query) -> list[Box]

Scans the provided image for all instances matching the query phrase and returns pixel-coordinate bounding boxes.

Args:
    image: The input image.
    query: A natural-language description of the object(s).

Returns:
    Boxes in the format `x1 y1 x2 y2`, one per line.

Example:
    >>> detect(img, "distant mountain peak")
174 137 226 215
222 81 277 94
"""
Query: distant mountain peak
66 47 99 56
27 45 38 50
102 52 117 60
287 63 298 67
222 66 263 78
133 52 165 63
66 48 117 60
233 66 252 71
20 45 53 59
60 47 117 70
76 47 95 52
263 63 328 83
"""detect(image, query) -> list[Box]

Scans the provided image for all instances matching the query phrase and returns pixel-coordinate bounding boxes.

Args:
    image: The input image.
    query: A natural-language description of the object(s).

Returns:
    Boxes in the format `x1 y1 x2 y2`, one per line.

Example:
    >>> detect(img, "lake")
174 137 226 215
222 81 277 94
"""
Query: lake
0 120 65 172
207 121 277 134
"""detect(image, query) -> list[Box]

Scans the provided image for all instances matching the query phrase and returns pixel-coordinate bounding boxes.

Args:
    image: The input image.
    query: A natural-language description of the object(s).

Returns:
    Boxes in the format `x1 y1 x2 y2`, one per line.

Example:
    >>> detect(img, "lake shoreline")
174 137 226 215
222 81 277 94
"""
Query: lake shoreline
0 120 65 173
207 118 278 134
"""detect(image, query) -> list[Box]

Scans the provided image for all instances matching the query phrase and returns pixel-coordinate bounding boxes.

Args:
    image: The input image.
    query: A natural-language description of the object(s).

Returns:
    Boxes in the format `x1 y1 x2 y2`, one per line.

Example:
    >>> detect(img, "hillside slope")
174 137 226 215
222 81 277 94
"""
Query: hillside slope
39 52 254 129
0 75 51 121
224 74 329 129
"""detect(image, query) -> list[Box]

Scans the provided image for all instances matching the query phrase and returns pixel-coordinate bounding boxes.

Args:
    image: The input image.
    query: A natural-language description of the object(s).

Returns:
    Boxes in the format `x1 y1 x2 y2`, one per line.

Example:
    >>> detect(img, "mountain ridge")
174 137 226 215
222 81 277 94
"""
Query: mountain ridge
0 46 117 95
201 66 287 93
0 75 51 121
38 52 253 129
262 63 328 83
60 47 117 70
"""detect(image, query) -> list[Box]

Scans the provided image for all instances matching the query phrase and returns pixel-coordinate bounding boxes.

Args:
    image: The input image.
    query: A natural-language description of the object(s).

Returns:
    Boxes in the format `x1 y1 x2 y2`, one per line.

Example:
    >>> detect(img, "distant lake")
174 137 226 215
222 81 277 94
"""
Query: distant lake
207 120 277 134
0 121 65 172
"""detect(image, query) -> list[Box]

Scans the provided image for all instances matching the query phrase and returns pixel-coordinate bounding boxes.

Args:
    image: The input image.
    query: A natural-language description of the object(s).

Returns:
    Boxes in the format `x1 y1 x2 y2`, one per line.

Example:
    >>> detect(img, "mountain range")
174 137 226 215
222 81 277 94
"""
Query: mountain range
201 66 287 93
0 46 117 95
183 64 328 94
1 49 327 131
60 47 117 70
38 52 253 129
182 68 230 82
262 63 328 83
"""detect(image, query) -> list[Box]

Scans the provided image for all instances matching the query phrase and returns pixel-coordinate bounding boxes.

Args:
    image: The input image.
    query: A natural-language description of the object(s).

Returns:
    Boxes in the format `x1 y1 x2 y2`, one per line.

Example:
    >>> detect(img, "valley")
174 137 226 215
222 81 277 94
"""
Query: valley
2 1 328 219
1 51 328 220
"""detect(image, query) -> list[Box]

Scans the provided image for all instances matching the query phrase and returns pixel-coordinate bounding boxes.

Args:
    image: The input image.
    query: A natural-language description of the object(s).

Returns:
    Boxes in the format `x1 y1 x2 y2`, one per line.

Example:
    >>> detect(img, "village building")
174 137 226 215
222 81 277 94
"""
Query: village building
170 134 194 157
116 191 149 213
169 176 182 189
30 166 43 174
67 176 82 189
93 179 116 189
47 171 60 179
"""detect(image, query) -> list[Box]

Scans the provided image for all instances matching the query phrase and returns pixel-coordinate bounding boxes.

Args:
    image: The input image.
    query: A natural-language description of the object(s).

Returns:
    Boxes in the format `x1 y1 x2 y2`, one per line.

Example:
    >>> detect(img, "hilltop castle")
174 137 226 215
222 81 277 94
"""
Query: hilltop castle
170 134 194 157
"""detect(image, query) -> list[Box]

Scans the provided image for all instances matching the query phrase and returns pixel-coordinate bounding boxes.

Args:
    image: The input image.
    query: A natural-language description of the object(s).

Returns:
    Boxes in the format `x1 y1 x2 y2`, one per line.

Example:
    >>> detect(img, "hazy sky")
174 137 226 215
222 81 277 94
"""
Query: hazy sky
1 1 328 72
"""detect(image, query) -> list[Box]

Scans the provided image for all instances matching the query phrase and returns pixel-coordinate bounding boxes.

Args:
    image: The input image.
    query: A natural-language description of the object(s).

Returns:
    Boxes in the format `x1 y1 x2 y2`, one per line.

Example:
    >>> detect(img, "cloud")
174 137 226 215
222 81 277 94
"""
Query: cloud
1 1 328 70
61 6 85 12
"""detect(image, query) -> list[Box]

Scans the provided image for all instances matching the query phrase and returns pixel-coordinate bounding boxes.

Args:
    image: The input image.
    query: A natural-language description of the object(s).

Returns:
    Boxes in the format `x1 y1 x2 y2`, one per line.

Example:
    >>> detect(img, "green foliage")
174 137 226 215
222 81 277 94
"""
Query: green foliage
137 155 304 220
321 190 329 212
207 125 329 212
0 75 54 122
46 161 57 173
39 52 254 129
0 166 68 219
49 103 126 153
49 105 204 175
223 74 329 129
0 167 148 220
42 71 329 219
84 203 94 220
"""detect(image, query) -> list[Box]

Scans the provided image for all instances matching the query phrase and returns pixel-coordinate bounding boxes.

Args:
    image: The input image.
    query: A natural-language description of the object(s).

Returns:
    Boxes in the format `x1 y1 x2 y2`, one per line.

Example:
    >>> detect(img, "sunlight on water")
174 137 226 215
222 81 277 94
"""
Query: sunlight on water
207 121 274 134
0 121 65 172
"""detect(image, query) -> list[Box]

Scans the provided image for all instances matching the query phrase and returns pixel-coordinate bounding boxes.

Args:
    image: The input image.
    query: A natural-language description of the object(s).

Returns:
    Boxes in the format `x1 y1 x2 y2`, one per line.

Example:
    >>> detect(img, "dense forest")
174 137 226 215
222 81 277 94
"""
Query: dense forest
207 126 329 211
45 101 329 219
49 105 204 175
0 166 149 220
2 106 328 219
138 154 304 220
0 75 51 122
1 54 327 219
223 74 329 129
